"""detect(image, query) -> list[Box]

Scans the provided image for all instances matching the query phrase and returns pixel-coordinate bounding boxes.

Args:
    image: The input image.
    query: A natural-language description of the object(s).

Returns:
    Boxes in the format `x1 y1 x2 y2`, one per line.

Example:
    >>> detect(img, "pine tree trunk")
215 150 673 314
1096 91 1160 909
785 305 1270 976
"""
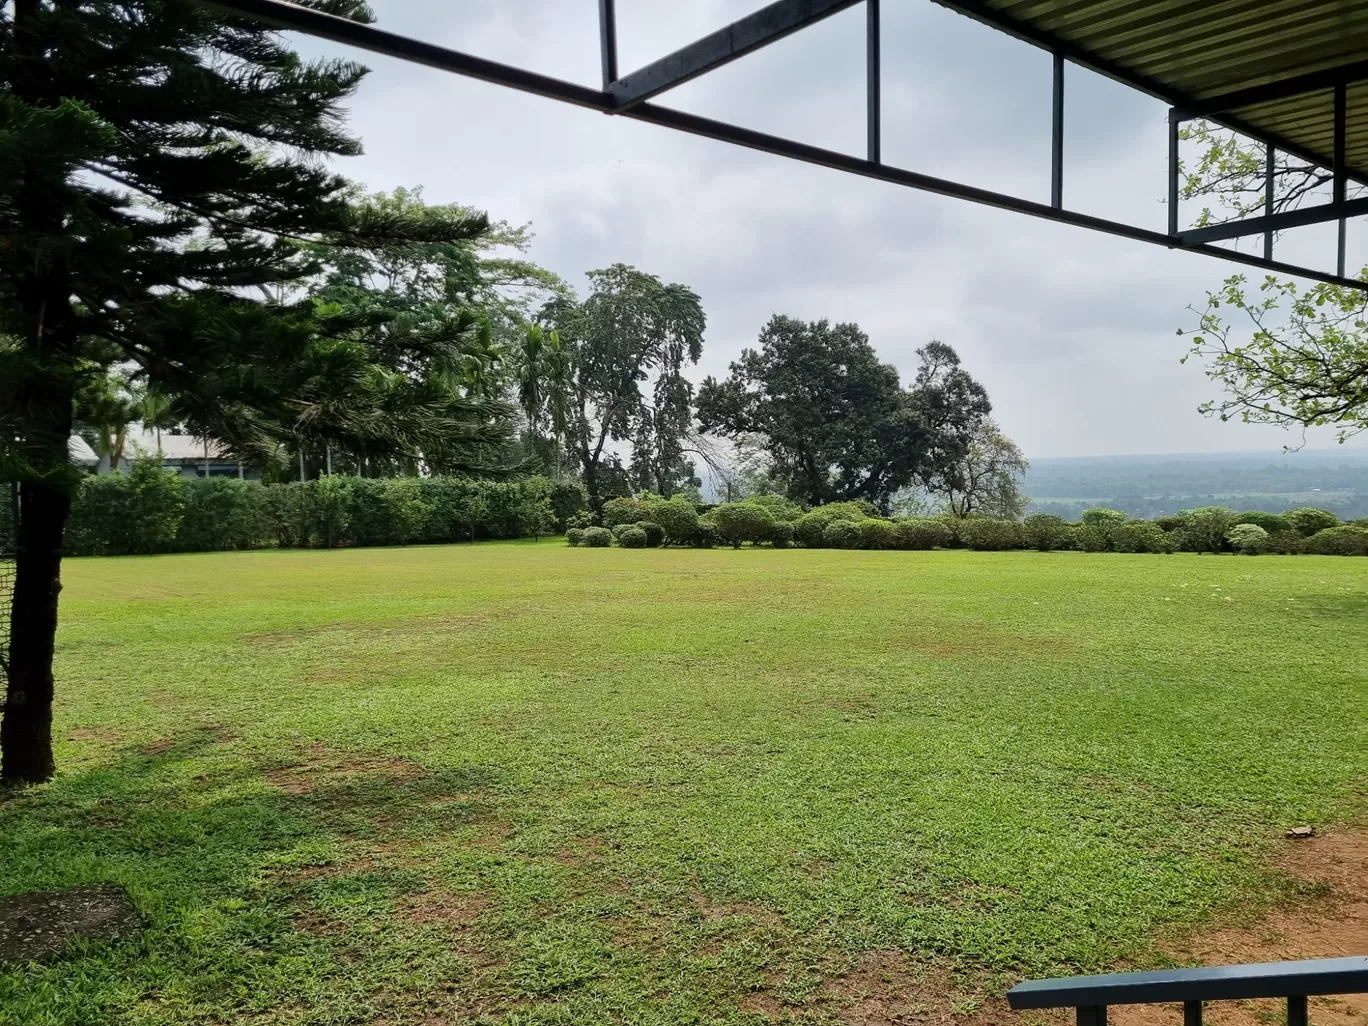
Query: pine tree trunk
1 479 69 783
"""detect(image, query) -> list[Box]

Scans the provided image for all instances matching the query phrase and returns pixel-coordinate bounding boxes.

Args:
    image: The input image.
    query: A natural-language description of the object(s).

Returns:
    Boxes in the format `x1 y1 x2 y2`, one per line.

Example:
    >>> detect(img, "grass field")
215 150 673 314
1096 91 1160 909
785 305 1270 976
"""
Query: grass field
2 543 1367 1025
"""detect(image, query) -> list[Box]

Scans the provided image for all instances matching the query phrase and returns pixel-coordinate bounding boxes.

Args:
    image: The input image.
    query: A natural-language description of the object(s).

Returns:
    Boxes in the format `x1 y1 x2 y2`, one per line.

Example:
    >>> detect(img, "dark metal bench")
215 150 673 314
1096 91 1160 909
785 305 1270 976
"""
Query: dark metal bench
1008 956 1368 1026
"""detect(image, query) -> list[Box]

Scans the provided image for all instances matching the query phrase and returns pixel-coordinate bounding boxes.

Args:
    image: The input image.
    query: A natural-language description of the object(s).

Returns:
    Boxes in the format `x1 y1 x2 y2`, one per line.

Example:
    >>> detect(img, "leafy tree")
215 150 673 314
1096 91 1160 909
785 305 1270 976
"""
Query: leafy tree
540 265 705 508
709 502 774 548
0 0 516 782
1175 122 1368 439
1284 507 1339 536
697 316 934 512
941 418 1029 519
906 341 994 500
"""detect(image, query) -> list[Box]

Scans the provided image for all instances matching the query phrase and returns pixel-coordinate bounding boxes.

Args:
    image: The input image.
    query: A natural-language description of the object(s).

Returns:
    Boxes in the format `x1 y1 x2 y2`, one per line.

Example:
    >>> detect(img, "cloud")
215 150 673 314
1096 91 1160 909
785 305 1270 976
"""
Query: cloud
289 0 1351 458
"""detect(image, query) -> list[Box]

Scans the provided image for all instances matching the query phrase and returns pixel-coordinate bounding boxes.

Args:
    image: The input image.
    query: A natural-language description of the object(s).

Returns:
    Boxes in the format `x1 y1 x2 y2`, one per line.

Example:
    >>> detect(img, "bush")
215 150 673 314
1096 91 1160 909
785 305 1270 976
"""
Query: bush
957 518 1022 551
566 510 594 530
617 525 648 548
1179 506 1237 553
1304 525 1368 555
1080 507 1127 527
549 481 587 531
65 453 186 556
1235 510 1291 534
174 476 275 551
645 496 700 546
566 527 585 547
1227 523 1269 555
892 517 953 550
601 496 646 528
609 523 632 541
1266 530 1305 554
796 502 867 548
769 521 795 548
692 521 720 549
581 526 613 547
711 502 775 548
858 518 897 550
1022 513 1070 551
1154 515 1187 533
635 520 665 548
1285 507 1340 537
743 494 804 522
1075 524 1111 552
823 519 864 549
1108 521 1173 554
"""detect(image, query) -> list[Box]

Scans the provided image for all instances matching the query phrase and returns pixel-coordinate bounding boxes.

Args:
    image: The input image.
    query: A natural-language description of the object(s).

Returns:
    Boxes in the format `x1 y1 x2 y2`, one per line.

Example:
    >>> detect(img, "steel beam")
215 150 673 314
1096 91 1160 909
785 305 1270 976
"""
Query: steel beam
867 0 880 164
1335 82 1348 277
1167 111 1180 237
1176 58 1368 119
1263 142 1274 260
608 0 862 109
1177 196 1368 247
196 0 1368 293
1051 53 1064 209
598 0 618 90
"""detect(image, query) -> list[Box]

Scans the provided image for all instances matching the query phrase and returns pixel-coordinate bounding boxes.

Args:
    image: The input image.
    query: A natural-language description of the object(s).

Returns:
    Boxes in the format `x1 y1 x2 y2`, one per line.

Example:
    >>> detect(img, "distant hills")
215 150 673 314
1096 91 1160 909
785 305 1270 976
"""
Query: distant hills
1025 449 1368 519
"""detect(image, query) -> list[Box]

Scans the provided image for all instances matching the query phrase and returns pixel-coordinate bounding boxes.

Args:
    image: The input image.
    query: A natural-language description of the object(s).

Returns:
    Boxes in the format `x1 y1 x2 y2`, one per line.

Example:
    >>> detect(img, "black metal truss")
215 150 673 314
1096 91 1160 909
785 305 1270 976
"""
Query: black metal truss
200 0 1368 292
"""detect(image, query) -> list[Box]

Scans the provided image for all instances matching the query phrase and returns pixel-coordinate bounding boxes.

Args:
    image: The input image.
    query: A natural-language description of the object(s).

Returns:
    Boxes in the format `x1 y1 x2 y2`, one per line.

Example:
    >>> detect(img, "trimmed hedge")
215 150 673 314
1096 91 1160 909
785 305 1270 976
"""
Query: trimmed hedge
66 464 559 556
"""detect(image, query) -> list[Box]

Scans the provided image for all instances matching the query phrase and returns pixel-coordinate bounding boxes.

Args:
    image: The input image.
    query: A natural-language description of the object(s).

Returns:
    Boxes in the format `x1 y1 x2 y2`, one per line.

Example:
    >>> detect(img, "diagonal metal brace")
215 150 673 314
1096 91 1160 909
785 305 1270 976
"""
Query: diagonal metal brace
608 0 862 110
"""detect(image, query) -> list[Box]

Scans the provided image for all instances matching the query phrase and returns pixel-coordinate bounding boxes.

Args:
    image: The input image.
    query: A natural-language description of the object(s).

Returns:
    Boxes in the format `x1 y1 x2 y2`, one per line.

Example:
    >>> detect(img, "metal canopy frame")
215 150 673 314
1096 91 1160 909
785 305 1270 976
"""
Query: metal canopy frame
201 0 1368 292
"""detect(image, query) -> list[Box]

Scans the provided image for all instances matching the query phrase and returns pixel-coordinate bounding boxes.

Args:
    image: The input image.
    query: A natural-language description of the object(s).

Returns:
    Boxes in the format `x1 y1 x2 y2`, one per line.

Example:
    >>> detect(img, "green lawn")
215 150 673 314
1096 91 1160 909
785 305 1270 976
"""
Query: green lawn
2 544 1366 1025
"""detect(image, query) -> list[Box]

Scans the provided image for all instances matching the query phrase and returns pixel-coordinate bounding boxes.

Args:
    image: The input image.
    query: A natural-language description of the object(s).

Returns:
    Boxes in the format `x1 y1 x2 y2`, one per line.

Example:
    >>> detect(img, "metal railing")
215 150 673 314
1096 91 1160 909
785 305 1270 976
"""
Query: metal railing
1009 957 1368 1026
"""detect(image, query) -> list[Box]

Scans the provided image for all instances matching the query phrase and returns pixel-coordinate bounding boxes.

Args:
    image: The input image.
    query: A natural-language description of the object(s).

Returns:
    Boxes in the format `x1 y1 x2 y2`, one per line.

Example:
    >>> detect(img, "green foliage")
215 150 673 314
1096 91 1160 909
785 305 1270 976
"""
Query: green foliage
549 482 588 531
601 497 647 528
1075 525 1112 553
609 524 633 541
1111 521 1175 555
743 494 804 522
644 497 700 546
769 521 795 549
581 526 613 548
634 521 665 548
1227 523 1269 555
1235 511 1291 534
1284 507 1340 537
1179 507 1238 553
858 518 897 550
822 519 864 549
1266 530 1306 555
710 502 775 548
565 527 585 547
617 526 648 549
1080 508 1127 527
168 477 275 552
1304 525 1368 556
566 510 594 530
795 502 869 548
1022 513 1071 552
956 518 1023 551
65 454 185 556
892 518 954 550
313 475 353 549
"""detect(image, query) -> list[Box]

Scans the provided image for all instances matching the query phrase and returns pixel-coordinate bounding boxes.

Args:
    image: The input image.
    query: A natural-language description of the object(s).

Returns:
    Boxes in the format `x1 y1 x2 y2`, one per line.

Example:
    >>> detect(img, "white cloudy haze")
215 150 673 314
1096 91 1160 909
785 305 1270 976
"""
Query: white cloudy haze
291 0 1366 459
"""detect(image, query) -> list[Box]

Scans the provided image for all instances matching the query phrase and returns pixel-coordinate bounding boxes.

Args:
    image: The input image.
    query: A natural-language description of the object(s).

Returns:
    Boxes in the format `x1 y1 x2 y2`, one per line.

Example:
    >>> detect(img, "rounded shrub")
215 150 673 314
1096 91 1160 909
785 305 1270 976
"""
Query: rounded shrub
581 526 613 547
744 494 804 522
645 497 699 546
565 527 585 547
769 521 795 548
693 522 720 549
1154 515 1187 533
617 526 648 548
1286 507 1340 537
1080 507 1127 527
957 518 1023 551
1178 506 1237 553
609 523 632 541
1075 524 1111 552
795 502 870 548
1305 525 1368 555
711 502 775 548
1109 521 1173 554
823 519 864 549
1226 523 1269 555
1235 510 1291 534
634 520 664 548
601 496 646 528
893 517 953 550
1022 513 1070 551
858 518 897 550
1266 530 1306 555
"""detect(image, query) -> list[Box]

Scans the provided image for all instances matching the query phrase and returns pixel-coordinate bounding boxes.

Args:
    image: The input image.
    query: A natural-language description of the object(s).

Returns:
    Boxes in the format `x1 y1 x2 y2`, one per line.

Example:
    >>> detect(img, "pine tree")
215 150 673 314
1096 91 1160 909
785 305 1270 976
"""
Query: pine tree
0 0 502 782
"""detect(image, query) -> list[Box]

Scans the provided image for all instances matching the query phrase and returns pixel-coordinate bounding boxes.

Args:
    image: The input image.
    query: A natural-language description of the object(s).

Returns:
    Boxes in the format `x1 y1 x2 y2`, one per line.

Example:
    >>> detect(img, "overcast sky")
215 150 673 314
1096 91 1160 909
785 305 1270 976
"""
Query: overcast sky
291 0 1364 459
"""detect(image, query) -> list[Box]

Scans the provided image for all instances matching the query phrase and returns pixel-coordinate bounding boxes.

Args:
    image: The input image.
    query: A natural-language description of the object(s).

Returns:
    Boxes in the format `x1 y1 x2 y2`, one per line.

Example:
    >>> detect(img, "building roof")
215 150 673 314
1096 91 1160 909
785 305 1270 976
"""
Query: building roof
939 0 1368 180
68 435 99 467
126 432 231 463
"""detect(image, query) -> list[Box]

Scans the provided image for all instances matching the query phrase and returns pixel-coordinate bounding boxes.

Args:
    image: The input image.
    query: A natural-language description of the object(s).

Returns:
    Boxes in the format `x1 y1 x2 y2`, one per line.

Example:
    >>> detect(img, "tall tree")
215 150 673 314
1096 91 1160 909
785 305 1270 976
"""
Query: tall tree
942 418 1029 519
697 316 936 512
1175 121 1368 439
539 264 705 508
0 0 511 782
